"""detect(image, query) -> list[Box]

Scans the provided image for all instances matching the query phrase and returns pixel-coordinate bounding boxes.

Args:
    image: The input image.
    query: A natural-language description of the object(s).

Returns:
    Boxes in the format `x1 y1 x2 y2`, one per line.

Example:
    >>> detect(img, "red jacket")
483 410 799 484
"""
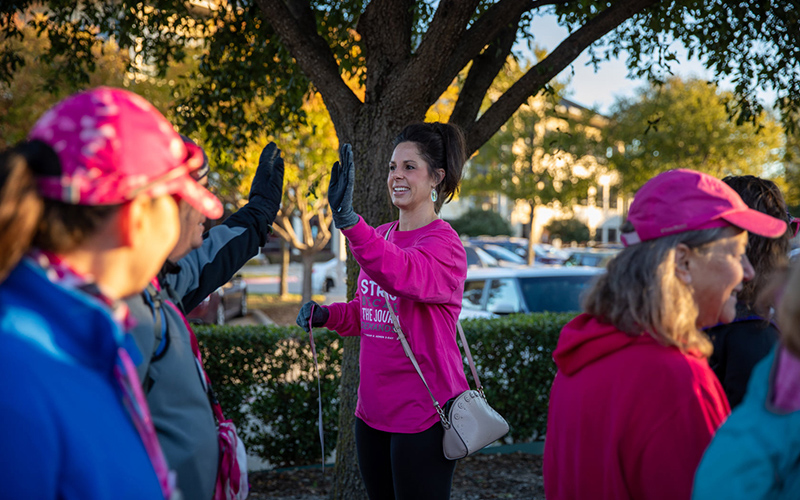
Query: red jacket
543 314 730 500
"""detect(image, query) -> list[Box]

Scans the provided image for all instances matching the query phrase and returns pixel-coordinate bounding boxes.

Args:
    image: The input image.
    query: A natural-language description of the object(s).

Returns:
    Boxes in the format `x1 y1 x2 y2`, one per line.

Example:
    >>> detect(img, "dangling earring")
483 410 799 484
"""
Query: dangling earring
431 188 438 203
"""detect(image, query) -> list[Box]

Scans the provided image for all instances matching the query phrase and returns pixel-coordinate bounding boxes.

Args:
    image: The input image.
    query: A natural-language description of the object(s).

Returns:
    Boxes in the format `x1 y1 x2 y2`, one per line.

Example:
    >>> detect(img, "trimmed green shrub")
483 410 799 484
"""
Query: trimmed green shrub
196 325 342 467
196 311 577 466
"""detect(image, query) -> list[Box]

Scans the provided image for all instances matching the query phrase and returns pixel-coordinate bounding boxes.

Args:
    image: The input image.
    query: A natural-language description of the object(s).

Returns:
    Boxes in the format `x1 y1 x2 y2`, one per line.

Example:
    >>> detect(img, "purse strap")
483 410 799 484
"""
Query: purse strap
381 223 484 427
307 305 326 473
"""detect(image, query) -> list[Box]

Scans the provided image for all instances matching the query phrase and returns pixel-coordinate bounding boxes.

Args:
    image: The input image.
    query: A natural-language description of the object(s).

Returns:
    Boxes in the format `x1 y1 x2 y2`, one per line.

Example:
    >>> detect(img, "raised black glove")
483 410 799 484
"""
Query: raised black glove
296 301 330 332
249 142 285 225
328 143 359 229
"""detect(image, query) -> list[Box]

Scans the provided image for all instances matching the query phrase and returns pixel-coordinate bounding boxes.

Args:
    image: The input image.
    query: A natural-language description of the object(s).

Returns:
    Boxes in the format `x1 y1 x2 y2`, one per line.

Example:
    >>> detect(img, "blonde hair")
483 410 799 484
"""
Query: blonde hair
778 263 800 358
583 225 734 357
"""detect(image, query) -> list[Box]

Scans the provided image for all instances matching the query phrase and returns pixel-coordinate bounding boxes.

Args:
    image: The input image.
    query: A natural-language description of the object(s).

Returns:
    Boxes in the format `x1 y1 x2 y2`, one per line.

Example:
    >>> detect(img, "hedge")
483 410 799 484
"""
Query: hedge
195 311 577 467
195 325 342 467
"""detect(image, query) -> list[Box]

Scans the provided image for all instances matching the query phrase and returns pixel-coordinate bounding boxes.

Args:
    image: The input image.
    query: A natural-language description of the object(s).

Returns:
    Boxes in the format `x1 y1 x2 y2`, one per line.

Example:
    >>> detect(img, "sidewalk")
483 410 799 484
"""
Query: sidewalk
228 309 275 326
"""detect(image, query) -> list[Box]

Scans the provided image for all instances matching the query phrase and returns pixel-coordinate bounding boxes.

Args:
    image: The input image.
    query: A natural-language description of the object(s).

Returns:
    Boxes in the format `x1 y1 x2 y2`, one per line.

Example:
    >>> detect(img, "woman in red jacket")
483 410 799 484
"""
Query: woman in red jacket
543 169 786 500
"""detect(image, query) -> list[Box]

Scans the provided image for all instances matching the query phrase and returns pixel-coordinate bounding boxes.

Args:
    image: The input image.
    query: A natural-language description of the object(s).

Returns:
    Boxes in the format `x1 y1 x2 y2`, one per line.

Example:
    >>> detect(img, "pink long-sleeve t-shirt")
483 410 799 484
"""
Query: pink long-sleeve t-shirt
325 216 469 433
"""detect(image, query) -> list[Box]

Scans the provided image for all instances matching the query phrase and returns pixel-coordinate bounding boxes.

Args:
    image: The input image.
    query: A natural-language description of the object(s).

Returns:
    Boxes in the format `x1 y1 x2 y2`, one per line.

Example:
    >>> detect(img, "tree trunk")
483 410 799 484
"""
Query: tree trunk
329 117 405 500
300 252 314 304
279 240 290 299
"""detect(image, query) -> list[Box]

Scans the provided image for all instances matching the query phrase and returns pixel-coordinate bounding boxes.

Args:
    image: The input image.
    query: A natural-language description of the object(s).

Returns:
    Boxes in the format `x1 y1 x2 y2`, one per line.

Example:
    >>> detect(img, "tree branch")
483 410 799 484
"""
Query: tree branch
382 0 478 109
449 17 519 128
430 0 566 108
255 0 362 127
464 0 662 154
358 0 414 102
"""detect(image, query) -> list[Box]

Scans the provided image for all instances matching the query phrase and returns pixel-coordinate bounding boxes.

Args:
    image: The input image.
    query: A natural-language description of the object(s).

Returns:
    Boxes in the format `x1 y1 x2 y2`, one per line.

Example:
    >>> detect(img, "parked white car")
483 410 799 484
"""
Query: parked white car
459 265 605 320
311 258 345 293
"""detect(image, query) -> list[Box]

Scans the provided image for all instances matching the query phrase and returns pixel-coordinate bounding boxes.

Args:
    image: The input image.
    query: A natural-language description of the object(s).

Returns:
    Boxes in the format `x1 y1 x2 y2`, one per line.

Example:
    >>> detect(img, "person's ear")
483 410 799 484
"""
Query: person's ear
434 168 445 187
117 196 150 248
674 243 692 285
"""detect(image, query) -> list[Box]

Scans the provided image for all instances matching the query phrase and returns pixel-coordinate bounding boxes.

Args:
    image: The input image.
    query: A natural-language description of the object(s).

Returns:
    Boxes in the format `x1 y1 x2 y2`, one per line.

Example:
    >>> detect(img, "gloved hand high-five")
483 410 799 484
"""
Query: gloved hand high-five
296 301 330 332
328 143 359 229
249 142 285 225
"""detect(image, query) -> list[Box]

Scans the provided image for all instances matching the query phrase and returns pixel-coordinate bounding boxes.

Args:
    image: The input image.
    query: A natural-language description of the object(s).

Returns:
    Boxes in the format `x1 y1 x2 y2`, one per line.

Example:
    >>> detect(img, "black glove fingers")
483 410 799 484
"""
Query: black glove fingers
260 142 279 167
296 300 329 332
328 143 359 229
296 301 316 331
250 141 285 227
272 153 285 187
339 143 352 168
329 161 342 209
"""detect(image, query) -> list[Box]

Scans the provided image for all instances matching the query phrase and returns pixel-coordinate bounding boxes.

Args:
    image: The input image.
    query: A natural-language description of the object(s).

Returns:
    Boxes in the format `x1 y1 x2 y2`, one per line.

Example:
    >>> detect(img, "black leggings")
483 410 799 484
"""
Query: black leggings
355 417 457 500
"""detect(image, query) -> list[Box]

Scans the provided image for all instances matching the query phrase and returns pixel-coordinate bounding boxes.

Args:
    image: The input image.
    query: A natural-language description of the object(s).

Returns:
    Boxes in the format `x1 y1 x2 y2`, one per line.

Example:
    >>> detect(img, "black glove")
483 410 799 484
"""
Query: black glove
249 142 285 225
328 143 359 229
296 301 330 332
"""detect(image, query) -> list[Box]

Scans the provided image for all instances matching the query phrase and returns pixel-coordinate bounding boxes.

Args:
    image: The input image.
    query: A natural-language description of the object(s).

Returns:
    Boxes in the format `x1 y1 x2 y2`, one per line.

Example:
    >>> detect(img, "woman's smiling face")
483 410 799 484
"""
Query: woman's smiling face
387 141 440 210
686 229 754 328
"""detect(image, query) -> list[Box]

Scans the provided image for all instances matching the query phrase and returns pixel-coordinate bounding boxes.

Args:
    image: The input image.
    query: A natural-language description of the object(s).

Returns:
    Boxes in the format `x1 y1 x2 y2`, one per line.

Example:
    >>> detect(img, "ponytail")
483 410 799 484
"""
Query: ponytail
0 147 43 282
0 140 119 283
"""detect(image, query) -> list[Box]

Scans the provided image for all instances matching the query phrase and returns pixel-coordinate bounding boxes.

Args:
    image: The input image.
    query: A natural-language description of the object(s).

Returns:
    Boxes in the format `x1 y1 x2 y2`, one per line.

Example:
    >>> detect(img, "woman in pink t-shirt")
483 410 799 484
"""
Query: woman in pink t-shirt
297 123 469 499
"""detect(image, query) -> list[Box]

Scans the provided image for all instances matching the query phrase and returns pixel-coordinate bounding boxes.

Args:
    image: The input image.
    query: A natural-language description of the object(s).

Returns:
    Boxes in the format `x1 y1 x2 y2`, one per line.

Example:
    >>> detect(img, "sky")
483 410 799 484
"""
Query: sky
526 15 732 116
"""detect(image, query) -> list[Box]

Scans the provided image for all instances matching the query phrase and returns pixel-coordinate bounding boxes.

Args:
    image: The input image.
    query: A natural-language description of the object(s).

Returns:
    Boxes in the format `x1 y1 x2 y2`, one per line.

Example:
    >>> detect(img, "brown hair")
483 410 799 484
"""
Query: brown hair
722 175 791 312
392 122 467 213
583 222 736 357
0 149 43 282
0 141 121 282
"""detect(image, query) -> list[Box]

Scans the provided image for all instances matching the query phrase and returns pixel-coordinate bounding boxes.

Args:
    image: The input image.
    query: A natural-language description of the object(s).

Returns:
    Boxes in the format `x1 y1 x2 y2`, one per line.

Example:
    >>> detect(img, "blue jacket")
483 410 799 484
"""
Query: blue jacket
0 260 164 499
693 348 800 499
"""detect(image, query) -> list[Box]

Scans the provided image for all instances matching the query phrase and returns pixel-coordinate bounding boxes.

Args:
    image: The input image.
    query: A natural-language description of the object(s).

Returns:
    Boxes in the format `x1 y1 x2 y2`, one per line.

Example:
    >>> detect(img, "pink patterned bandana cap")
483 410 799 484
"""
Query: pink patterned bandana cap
28 87 223 219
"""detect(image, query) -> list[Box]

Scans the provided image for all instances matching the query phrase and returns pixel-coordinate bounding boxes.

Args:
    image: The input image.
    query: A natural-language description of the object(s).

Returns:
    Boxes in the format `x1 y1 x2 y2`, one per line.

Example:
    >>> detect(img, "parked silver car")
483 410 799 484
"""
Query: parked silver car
459 266 604 319
563 248 620 268
463 241 499 268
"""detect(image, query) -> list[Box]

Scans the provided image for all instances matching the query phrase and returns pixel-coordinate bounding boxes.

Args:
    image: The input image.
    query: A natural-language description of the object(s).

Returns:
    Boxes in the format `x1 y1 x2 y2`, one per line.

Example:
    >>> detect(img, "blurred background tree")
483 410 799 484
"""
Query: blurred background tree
449 206 512 237
462 54 604 263
604 77 784 193
545 218 591 246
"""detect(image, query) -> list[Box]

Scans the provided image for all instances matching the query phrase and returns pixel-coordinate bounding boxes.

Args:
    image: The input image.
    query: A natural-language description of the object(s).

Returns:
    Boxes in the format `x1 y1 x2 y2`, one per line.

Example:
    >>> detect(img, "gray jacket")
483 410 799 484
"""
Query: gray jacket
127 201 271 499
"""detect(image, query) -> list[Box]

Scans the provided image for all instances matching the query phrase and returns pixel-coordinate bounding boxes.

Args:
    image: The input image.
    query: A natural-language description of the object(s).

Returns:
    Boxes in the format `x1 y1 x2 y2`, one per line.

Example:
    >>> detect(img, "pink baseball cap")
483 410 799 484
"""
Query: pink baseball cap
620 169 787 246
27 87 223 219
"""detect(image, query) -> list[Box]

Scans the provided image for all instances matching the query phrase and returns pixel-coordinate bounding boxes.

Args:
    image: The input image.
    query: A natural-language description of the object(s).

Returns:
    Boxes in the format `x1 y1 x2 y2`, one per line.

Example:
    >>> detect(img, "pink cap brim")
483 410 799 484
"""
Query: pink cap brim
168 141 223 219
723 208 787 238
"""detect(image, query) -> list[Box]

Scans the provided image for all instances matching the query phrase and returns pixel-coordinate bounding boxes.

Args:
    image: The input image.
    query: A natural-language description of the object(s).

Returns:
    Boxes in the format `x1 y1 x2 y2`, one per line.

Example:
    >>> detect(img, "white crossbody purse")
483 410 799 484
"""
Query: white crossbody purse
382 224 509 459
